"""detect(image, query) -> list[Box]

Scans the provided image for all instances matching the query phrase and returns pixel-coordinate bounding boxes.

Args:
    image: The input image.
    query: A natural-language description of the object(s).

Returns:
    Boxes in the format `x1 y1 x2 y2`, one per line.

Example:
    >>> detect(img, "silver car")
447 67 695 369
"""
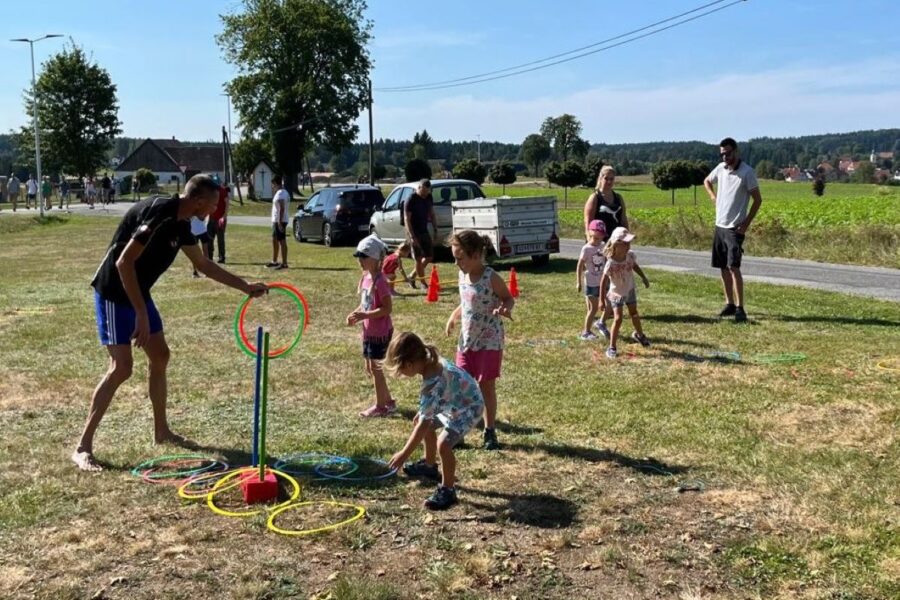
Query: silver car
369 179 484 247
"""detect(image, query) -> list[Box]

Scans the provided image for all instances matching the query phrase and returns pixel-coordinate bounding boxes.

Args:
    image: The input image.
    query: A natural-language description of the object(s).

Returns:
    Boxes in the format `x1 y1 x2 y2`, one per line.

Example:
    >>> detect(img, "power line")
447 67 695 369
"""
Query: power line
375 0 746 93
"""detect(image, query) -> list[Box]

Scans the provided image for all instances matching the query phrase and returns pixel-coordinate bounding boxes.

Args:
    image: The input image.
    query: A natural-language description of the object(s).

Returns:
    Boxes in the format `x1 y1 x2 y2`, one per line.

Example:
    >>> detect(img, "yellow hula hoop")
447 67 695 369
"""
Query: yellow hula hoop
267 500 366 536
876 357 900 372
206 467 301 518
178 468 243 500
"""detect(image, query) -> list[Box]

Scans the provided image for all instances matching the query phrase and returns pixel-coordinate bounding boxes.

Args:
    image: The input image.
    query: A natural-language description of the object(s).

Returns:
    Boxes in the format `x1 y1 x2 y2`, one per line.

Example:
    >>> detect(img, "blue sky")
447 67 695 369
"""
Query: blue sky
1 0 898 145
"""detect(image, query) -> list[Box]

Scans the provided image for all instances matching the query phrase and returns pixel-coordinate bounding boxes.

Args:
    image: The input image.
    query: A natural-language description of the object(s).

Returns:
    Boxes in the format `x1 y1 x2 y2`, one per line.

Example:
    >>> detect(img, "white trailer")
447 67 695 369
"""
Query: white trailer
451 196 560 265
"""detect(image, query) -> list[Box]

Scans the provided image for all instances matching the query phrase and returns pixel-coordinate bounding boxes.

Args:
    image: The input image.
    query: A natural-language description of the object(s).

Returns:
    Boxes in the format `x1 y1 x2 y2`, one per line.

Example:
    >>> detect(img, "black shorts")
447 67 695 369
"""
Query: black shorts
363 332 392 360
194 232 210 244
272 223 287 241
411 231 434 260
711 226 745 269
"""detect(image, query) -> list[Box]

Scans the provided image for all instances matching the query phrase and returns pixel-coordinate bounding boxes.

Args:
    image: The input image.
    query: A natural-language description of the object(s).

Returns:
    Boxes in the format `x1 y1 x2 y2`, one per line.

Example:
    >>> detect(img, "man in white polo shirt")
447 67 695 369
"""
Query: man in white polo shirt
704 137 763 323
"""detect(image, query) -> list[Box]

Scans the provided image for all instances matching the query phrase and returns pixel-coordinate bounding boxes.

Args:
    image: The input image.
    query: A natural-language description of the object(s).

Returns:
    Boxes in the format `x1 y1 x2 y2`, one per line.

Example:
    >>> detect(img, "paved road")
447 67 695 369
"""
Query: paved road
29 201 900 302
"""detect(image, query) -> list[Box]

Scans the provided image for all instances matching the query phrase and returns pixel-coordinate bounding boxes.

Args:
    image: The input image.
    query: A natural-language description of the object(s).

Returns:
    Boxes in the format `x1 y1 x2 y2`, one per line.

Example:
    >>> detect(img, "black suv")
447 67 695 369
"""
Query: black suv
292 185 385 247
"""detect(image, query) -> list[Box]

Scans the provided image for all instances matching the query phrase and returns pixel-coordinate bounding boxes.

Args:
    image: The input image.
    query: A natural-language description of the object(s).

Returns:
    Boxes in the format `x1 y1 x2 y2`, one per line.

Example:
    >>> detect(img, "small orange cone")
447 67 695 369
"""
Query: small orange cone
425 266 440 303
509 267 520 298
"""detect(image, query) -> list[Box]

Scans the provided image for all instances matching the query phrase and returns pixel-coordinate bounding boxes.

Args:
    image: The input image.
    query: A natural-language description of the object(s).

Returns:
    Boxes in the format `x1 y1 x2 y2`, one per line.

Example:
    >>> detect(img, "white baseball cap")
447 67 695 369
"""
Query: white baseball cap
353 234 387 260
608 227 635 243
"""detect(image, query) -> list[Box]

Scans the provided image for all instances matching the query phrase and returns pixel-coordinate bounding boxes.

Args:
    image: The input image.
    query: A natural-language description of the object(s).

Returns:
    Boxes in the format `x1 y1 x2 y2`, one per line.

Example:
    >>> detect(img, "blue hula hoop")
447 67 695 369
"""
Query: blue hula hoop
314 457 398 482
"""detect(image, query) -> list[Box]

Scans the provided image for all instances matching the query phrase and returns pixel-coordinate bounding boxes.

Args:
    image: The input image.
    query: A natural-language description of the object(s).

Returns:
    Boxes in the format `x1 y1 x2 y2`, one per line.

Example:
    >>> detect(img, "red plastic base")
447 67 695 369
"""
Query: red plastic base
240 471 279 504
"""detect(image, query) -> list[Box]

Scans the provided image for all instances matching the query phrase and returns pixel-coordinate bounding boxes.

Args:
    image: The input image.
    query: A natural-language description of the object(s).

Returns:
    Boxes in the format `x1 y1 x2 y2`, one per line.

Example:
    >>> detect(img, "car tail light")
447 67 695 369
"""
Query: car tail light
499 235 512 257
549 231 559 252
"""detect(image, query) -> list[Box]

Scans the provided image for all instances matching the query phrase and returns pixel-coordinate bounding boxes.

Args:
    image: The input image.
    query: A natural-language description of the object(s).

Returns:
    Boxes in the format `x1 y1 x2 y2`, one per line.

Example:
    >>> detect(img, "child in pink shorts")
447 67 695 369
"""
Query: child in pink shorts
445 230 514 450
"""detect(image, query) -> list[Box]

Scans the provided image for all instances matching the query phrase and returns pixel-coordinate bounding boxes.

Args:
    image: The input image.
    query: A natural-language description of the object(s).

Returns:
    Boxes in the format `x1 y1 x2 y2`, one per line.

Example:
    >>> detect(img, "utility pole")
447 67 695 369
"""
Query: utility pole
11 34 63 218
367 80 374 185
477 134 481 162
222 93 233 184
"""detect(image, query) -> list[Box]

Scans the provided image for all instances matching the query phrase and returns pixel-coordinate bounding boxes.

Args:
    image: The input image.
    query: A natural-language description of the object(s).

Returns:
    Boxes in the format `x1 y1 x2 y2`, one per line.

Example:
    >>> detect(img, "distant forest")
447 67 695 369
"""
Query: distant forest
2 128 898 179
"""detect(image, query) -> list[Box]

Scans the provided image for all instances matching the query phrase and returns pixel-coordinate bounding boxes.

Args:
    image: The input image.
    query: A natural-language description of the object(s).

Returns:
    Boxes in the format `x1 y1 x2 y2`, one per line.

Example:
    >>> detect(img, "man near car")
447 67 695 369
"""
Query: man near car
268 175 290 269
404 179 439 284
704 137 763 323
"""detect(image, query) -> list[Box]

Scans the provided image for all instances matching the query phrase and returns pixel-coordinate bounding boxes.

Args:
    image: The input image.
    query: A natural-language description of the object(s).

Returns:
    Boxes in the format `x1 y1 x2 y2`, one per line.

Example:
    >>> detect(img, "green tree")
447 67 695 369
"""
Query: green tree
218 0 372 196
755 159 776 179
489 160 517 193
540 114 585 161
453 158 486 185
582 154 604 188
545 159 585 208
412 130 435 158
521 133 551 177
404 158 431 182
134 168 157 192
231 137 272 179
851 160 875 183
18 44 120 177
651 160 694 205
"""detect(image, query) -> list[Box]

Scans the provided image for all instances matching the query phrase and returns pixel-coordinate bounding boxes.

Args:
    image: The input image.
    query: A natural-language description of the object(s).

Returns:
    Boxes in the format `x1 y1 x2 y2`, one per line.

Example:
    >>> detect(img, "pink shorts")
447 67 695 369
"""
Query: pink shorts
455 349 503 382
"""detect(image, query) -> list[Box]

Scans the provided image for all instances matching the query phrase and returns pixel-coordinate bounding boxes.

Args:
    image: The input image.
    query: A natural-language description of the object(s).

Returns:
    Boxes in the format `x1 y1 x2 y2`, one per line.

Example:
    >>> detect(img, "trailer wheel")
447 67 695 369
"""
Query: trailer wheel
531 254 550 267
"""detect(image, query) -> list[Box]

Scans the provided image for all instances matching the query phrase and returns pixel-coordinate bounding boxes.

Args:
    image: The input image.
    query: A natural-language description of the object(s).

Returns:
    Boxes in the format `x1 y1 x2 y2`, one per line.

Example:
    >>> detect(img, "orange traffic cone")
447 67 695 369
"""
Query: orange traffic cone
508 267 520 298
425 266 440 303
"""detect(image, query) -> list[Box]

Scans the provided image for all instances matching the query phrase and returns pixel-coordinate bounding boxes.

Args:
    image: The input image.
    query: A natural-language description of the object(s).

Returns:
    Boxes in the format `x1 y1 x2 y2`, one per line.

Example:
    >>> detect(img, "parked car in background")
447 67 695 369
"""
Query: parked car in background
369 179 484 247
292 184 385 247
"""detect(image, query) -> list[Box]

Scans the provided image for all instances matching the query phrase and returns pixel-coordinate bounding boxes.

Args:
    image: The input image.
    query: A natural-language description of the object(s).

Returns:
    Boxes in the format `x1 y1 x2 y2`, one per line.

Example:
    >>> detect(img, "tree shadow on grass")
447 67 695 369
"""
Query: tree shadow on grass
455 488 578 528
504 441 689 477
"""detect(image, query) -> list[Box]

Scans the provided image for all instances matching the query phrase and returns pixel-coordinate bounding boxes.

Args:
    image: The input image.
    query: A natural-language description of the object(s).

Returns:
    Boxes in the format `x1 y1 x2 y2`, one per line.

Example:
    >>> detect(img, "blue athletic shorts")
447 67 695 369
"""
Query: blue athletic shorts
94 291 163 346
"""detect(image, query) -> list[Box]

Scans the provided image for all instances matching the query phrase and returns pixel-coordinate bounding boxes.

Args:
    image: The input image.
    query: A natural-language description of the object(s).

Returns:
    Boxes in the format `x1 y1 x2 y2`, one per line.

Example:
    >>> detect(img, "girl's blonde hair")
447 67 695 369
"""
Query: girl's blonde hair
396 241 412 256
595 165 616 189
384 331 440 376
603 238 627 258
447 229 496 259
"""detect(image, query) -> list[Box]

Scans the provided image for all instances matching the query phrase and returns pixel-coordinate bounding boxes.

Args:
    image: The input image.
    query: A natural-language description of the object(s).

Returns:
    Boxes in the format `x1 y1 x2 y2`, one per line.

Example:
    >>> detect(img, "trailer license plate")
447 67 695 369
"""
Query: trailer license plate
516 243 544 253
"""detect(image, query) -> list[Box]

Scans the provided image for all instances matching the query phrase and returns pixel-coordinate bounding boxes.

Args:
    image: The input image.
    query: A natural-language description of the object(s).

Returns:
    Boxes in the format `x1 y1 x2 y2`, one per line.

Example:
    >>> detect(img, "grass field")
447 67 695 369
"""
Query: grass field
216 179 900 268
0 215 897 599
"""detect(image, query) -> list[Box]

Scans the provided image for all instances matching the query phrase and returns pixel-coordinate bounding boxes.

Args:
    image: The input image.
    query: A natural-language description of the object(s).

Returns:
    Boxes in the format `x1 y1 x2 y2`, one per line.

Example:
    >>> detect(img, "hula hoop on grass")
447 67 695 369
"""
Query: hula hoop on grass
234 282 309 359
706 351 741 362
130 455 225 480
206 467 301 518
314 457 397 482
751 352 807 365
273 453 359 480
876 357 899 372
141 460 228 486
267 501 366 537
177 468 244 499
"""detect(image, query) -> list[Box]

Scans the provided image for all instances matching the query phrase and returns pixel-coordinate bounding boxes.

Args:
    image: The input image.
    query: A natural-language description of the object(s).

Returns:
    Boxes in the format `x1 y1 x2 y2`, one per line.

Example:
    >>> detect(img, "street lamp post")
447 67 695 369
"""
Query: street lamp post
221 93 233 184
11 34 63 218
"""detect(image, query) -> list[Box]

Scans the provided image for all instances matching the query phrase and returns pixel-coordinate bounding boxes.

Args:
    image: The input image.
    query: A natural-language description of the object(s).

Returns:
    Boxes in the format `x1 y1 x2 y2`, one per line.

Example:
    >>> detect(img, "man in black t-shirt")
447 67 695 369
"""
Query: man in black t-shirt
72 174 268 472
404 179 439 284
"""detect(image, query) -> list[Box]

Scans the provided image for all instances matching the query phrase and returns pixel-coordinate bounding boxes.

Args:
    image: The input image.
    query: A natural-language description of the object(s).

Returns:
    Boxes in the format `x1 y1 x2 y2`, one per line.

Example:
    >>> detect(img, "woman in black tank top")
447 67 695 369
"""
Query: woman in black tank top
583 165 629 241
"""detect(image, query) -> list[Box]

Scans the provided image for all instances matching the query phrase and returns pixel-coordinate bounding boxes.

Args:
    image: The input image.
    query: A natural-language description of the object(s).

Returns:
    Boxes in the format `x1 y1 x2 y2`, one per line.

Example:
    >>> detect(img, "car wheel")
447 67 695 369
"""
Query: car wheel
531 254 550 267
293 219 304 242
323 223 334 247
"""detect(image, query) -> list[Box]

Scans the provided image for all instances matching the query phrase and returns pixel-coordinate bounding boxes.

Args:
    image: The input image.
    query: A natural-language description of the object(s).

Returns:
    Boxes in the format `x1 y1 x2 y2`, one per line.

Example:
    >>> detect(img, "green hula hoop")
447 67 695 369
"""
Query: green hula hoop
233 283 307 359
130 454 223 479
267 500 366 536
751 352 807 365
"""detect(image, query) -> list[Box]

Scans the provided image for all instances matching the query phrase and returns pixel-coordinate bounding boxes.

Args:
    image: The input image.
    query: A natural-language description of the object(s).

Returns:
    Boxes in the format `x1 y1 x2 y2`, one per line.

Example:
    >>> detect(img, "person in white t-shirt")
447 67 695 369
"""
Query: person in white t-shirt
267 174 290 269
189 216 210 277
25 175 37 209
703 137 763 323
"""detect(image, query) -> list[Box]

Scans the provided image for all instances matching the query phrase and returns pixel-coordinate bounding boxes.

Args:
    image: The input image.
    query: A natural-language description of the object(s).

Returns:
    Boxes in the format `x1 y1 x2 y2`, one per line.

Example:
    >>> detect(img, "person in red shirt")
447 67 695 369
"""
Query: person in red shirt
206 185 230 263
382 241 414 295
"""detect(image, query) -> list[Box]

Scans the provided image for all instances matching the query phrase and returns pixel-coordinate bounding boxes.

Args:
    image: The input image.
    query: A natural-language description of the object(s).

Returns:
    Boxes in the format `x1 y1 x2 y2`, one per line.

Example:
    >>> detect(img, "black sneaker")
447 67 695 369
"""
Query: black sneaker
424 485 458 510
402 459 440 481
718 304 737 318
483 428 500 451
265 261 280 268
734 306 748 323
217 257 226 264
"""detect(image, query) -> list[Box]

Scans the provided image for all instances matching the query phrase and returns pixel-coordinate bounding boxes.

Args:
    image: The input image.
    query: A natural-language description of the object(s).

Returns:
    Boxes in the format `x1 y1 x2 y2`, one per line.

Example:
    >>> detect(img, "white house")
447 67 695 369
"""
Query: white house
252 160 276 200
114 138 226 187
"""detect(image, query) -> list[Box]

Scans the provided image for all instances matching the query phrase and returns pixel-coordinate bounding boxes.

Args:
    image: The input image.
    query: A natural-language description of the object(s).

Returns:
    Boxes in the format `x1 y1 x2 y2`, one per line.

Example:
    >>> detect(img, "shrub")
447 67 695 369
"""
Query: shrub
134 168 157 191
812 178 825 197
452 158 486 185
489 161 516 193
404 158 431 183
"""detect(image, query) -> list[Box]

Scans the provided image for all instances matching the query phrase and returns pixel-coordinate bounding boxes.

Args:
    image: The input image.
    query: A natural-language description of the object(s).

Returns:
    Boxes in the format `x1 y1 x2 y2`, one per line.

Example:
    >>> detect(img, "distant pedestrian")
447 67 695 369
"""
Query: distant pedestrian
132 174 140 201
189 216 210 278
583 165 628 241
267 175 290 269
101 174 111 205
599 227 651 359
7 174 21 212
42 177 52 210
109 176 117 204
703 137 763 323
85 177 97 208
59 177 70 210
404 179 439 284
206 184 229 263
25 174 37 209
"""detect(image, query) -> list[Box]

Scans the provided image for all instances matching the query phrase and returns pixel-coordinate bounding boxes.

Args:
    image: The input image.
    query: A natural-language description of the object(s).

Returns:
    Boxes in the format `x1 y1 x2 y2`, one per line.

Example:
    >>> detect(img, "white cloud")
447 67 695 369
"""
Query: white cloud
363 59 900 143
